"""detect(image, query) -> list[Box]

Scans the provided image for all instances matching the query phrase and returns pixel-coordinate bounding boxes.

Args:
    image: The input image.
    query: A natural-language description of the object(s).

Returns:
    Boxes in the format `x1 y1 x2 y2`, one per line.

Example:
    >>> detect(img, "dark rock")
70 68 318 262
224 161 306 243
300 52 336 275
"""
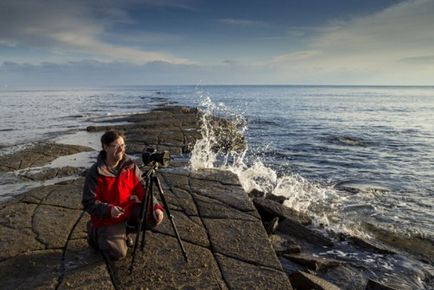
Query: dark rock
289 271 342 290
276 218 333 247
347 235 396 255
208 116 246 152
253 198 311 225
59 238 114 289
283 253 342 271
248 188 267 199
363 222 433 264
0 250 62 289
365 279 398 290
334 180 389 194
268 194 287 204
317 264 367 290
270 234 301 255
266 216 280 235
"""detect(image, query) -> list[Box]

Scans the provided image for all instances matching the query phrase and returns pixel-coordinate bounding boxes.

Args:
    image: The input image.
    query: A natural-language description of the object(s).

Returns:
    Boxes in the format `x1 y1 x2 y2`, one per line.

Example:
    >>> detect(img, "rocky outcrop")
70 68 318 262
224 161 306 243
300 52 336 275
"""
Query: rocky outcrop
1 105 428 290
0 106 290 290
86 106 245 155
0 143 92 172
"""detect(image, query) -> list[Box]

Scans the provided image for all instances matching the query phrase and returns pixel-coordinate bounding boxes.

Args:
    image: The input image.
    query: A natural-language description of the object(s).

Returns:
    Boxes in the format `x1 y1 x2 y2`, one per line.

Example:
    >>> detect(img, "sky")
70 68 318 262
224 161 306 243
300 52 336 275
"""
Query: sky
0 0 433 87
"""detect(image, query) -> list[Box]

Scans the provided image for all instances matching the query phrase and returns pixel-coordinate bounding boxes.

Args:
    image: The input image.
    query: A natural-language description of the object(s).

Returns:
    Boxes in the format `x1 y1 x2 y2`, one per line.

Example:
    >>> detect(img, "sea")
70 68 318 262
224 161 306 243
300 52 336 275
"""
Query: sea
1 85 433 289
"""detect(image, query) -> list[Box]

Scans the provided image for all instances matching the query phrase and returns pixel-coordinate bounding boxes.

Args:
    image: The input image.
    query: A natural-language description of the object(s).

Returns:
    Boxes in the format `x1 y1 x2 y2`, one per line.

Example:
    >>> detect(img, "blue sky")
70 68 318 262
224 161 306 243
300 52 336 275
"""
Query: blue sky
0 0 433 87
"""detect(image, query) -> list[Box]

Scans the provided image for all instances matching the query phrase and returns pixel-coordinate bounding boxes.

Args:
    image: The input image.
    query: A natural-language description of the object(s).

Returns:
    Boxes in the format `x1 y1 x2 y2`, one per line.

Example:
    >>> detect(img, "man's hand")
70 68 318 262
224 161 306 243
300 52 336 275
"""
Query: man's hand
153 209 164 225
111 206 124 218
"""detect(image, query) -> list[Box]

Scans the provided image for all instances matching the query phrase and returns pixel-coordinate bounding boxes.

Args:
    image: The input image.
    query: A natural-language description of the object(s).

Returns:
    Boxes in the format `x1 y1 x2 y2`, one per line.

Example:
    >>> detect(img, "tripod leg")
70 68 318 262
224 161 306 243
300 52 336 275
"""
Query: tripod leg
140 182 153 251
154 176 189 263
128 174 152 275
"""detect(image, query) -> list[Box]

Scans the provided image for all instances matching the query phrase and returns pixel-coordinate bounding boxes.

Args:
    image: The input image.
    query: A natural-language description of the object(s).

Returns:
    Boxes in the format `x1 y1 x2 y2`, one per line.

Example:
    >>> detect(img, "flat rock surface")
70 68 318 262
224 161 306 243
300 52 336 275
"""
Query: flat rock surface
0 143 93 172
0 106 291 290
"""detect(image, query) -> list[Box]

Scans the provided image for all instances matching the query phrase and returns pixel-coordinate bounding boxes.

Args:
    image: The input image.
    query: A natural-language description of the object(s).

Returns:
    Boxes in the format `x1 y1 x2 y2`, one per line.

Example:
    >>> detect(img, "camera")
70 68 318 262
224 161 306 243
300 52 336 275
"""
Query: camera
142 148 170 167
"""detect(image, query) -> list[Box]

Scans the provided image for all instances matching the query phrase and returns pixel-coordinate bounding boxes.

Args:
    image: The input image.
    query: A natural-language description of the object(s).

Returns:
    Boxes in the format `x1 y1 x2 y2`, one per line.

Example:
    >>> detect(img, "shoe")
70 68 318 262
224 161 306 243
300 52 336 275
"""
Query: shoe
126 236 134 248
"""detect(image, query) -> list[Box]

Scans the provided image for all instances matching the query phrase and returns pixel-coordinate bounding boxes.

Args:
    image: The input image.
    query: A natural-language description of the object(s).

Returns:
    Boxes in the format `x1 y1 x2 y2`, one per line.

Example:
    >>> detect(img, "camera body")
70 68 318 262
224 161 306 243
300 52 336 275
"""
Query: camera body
142 148 170 167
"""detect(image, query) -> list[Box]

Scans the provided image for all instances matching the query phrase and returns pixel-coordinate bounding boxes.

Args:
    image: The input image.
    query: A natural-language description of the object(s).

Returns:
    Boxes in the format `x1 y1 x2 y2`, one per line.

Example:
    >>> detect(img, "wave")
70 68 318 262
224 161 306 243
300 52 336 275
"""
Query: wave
189 96 353 233
188 95 434 265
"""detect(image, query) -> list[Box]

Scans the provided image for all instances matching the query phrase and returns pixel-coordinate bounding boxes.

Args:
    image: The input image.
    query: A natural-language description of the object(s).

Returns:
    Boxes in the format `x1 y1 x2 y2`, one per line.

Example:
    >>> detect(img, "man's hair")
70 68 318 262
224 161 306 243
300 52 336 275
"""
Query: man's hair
101 130 125 147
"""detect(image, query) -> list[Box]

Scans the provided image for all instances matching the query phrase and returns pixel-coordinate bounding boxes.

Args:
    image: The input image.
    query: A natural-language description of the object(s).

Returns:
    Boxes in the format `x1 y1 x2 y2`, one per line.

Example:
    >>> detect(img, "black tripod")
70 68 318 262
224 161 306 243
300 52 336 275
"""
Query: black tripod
128 162 188 275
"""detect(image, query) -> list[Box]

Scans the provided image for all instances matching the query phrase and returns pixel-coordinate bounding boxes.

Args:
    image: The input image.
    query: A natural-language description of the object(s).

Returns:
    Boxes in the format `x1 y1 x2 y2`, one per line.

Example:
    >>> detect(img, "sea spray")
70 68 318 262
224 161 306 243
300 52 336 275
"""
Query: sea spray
189 96 378 241
191 96 326 213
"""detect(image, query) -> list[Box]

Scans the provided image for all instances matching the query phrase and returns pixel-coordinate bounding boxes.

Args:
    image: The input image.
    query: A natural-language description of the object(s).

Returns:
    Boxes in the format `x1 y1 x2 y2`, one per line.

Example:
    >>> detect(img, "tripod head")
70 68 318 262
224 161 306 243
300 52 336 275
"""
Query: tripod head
142 148 170 168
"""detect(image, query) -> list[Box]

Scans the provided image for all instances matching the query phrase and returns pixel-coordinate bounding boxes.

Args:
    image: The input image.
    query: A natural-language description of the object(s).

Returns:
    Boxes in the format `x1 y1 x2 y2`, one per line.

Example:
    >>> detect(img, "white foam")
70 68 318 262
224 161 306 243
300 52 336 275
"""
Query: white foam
189 95 378 240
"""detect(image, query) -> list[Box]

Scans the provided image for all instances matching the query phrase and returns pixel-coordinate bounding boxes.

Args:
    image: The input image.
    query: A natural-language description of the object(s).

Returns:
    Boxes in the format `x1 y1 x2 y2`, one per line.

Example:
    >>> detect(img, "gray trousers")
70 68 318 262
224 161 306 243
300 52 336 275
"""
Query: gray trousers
86 207 157 260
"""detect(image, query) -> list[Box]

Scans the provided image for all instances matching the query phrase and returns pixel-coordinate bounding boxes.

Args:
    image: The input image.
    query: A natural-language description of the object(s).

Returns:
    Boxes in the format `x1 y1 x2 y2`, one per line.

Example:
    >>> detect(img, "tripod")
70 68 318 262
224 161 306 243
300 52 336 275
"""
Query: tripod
128 162 188 275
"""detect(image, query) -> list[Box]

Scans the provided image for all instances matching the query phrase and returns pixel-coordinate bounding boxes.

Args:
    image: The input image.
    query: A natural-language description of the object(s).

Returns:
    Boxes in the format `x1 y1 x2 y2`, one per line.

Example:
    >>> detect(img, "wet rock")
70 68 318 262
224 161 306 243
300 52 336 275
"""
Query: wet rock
270 234 301 255
208 117 246 152
283 253 342 271
0 143 93 172
289 271 342 290
266 216 280 235
268 194 288 204
363 222 434 264
248 188 267 199
347 235 396 255
365 279 398 290
276 218 333 247
253 197 311 225
318 264 367 290
334 180 389 194
20 166 85 181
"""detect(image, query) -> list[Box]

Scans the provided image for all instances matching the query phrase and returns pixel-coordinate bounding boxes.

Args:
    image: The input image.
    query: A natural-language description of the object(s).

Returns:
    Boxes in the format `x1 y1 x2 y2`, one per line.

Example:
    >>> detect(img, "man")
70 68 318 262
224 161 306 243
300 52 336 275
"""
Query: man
82 130 164 260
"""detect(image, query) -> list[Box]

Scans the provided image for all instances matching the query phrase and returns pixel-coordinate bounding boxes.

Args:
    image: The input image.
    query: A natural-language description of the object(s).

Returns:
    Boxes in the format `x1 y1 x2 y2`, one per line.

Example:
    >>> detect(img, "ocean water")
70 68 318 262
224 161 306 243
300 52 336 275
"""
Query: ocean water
1 85 434 288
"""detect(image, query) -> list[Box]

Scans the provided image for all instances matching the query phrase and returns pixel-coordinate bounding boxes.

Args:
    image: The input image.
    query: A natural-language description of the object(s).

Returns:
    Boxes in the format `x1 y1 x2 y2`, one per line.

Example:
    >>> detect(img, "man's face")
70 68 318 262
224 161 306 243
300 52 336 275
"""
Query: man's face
103 137 125 162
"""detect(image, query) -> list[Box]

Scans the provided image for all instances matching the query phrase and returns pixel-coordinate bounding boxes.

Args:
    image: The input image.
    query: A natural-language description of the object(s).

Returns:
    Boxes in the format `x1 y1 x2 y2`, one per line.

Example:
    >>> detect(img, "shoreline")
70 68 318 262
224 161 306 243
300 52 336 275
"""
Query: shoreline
0 105 433 289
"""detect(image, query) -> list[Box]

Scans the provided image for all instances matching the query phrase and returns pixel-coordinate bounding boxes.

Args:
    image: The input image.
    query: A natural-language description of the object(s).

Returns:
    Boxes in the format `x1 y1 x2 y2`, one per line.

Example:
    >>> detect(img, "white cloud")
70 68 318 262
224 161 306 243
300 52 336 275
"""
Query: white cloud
269 0 434 84
219 18 270 27
0 0 190 64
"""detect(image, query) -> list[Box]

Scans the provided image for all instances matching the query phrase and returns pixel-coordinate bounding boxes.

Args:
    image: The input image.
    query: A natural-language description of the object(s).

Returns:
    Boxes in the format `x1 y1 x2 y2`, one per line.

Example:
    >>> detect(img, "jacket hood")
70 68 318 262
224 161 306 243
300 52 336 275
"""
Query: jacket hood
96 151 135 177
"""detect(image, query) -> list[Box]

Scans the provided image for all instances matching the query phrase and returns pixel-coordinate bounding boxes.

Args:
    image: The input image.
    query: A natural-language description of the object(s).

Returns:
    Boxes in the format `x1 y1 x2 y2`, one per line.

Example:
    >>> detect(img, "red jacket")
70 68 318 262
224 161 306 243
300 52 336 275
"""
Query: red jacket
82 153 162 228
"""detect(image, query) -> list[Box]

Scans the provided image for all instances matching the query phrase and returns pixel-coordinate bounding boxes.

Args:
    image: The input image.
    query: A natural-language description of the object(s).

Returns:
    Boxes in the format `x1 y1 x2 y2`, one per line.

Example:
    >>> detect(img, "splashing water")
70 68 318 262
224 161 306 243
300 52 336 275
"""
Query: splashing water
190 97 333 218
189 96 380 242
